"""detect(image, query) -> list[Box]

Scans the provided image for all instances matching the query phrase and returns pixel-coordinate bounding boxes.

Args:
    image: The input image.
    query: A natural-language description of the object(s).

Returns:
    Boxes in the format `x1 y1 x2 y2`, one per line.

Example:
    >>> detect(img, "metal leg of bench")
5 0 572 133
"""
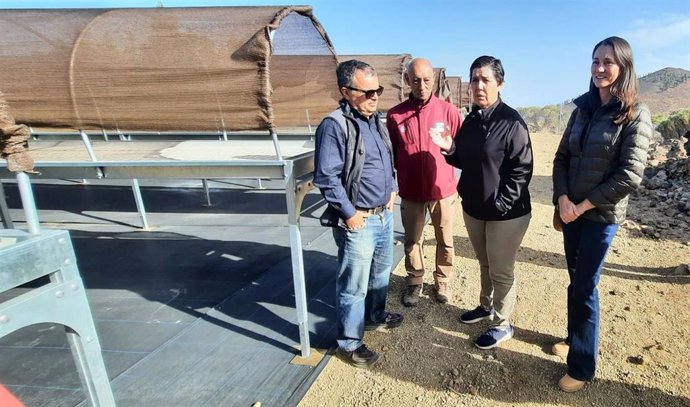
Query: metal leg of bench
55 236 115 406
0 281 116 407
0 179 14 229
202 179 213 206
131 179 149 230
64 307 117 407
284 161 311 358
79 130 99 186
0 231 116 406
16 172 40 235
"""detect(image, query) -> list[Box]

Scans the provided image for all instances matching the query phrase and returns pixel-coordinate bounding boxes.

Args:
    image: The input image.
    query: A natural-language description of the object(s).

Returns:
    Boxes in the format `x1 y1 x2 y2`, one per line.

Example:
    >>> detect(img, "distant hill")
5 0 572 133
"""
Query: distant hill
562 67 690 116
638 67 690 116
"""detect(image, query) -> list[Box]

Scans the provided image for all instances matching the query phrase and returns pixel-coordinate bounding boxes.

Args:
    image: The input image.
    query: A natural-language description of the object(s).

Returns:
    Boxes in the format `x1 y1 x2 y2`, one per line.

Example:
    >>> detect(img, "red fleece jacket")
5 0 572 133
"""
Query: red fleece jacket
386 95 463 201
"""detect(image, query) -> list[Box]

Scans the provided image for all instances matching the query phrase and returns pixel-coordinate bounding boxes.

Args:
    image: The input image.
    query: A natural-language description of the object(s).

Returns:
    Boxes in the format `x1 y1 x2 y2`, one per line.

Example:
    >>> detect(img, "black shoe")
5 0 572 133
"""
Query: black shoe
474 325 514 349
335 344 379 368
459 306 494 324
364 312 404 331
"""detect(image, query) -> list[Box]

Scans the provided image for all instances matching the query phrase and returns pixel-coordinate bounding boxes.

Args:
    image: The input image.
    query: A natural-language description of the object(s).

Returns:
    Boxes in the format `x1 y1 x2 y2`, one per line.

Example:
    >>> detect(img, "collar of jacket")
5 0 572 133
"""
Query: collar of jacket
470 97 502 123
574 89 622 117
407 93 437 111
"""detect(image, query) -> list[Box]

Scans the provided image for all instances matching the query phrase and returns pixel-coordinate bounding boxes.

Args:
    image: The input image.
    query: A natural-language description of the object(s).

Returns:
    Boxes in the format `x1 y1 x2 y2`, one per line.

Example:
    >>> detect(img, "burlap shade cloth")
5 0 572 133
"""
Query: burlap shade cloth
446 76 470 111
433 67 452 102
338 54 412 112
0 91 34 173
0 6 339 133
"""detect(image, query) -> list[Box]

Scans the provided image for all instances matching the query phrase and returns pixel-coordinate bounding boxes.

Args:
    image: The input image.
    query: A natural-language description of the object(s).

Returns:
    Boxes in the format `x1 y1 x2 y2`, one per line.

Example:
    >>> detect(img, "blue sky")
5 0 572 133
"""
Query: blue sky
3 0 689 107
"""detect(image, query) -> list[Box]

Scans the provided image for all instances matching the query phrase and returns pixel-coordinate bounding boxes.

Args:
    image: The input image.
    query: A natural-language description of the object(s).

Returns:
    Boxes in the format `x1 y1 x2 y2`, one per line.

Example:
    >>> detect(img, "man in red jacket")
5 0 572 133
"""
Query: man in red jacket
386 58 463 306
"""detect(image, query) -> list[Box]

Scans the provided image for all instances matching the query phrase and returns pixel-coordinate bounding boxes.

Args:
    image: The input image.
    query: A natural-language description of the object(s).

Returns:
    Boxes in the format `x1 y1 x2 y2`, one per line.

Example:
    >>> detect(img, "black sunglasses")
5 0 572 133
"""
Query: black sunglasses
346 85 384 99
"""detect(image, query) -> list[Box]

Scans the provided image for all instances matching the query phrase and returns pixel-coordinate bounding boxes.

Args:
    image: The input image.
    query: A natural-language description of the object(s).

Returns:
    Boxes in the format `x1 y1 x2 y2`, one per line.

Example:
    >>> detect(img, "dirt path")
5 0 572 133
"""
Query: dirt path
298 131 690 407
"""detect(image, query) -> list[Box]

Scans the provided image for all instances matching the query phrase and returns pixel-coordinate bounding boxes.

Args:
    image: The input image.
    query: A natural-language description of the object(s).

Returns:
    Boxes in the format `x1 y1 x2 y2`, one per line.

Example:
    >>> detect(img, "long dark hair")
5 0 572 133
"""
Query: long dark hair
590 36 638 124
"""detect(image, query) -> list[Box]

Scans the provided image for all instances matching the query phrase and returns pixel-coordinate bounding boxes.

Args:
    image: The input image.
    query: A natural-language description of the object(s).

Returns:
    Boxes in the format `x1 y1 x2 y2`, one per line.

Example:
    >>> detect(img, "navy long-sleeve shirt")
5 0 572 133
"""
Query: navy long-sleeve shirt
314 109 395 220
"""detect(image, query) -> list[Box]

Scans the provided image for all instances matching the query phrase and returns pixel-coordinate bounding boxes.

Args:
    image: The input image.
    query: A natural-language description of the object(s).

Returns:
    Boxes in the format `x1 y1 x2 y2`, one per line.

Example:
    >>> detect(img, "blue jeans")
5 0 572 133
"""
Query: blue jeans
562 217 618 381
332 209 394 351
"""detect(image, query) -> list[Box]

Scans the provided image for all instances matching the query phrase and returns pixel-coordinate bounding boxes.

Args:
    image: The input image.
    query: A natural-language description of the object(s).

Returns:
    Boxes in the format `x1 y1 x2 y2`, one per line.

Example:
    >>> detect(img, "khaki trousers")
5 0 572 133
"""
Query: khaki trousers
400 193 457 286
463 211 531 326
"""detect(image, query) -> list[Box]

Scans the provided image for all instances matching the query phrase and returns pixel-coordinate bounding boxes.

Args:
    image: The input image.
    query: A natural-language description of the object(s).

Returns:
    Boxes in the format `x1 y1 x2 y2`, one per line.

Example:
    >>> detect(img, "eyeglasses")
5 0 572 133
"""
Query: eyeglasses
346 86 384 99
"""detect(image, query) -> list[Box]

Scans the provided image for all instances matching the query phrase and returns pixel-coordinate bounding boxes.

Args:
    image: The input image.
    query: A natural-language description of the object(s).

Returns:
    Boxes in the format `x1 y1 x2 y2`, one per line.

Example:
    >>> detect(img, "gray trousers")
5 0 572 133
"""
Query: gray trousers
463 211 531 326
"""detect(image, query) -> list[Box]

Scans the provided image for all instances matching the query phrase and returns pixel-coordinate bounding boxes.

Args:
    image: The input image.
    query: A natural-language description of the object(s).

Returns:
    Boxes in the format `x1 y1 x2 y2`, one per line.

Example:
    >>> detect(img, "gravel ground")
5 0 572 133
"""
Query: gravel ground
298 131 690 407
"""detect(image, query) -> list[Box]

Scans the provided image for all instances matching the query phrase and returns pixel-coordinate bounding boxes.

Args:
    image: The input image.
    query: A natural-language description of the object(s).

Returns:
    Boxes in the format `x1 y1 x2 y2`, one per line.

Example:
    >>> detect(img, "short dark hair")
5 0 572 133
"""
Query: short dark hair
336 59 377 88
469 56 505 85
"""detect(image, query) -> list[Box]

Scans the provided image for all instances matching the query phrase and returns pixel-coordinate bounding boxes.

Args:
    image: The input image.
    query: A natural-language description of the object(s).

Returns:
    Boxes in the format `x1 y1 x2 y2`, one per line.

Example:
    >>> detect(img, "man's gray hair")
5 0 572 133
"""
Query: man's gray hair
336 60 377 88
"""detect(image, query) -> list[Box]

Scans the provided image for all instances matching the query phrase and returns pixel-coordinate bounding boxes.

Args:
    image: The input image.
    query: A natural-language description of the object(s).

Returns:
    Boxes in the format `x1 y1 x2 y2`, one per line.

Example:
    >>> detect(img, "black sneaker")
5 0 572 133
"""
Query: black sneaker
474 325 514 349
459 306 494 324
335 344 379 368
364 312 404 331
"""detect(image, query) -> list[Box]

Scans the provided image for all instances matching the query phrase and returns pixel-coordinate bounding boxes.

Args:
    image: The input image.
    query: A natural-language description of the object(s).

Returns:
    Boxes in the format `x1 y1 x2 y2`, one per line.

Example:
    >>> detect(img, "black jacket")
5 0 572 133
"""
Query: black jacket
445 99 533 221
552 91 652 224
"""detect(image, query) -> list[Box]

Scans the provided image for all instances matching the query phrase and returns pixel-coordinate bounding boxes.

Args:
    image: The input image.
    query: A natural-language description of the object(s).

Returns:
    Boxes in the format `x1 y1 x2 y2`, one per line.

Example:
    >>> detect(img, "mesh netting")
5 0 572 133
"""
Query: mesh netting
433 67 452 102
0 6 339 133
446 76 470 110
460 81 470 110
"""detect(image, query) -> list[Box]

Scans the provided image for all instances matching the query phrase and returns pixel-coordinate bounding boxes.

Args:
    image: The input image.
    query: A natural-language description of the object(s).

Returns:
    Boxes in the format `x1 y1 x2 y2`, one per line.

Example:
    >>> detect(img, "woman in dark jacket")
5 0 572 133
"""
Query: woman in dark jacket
552 36 652 392
431 55 533 350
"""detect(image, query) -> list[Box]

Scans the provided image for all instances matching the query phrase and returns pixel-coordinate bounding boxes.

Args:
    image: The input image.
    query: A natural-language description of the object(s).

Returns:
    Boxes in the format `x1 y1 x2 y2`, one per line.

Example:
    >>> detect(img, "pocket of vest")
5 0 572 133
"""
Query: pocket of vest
319 205 340 227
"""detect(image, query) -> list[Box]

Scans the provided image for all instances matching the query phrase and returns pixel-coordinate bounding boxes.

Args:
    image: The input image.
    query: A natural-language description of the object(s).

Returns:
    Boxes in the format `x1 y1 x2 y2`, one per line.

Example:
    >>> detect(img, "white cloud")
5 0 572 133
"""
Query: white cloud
623 15 690 73
624 15 690 50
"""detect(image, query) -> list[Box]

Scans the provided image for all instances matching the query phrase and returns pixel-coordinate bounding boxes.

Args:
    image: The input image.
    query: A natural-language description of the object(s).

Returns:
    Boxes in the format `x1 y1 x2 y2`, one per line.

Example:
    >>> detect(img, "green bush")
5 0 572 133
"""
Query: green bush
656 109 690 140
518 106 689 138
517 104 575 134
651 113 667 126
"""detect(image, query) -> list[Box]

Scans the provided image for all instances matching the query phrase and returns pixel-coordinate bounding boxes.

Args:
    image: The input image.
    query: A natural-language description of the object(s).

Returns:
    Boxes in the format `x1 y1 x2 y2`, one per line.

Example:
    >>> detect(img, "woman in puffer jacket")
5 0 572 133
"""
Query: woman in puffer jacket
551 36 653 392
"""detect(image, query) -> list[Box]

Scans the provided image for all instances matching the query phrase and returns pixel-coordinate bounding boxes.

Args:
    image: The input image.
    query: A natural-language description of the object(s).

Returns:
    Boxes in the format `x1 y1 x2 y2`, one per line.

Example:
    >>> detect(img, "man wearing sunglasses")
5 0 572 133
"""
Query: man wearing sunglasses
386 58 463 307
314 59 403 368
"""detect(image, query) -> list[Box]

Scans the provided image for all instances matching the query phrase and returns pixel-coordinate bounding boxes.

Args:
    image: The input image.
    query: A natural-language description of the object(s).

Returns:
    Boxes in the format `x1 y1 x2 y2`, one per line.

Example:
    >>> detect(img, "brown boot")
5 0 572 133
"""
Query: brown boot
552 341 569 360
434 282 448 304
401 284 422 307
558 374 586 392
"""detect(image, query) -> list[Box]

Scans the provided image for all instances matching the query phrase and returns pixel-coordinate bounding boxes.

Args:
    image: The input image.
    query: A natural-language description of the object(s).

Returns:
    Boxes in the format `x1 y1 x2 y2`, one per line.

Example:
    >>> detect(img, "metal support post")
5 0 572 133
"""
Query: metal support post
0 179 13 229
79 130 99 183
283 161 311 358
131 179 150 230
109 130 150 229
16 172 40 235
270 130 283 160
202 179 213 206
306 109 312 134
